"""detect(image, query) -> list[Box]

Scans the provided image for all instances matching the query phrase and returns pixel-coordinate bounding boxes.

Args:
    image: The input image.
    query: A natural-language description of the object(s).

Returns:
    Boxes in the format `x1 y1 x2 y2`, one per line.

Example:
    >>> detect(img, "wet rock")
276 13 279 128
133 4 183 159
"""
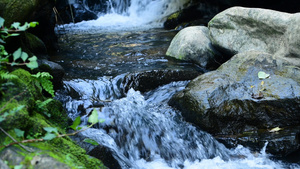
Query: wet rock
169 51 300 135
123 69 201 93
89 146 121 169
169 51 300 156
39 59 65 89
55 0 97 24
166 26 225 70
0 0 57 54
71 134 120 169
208 7 294 56
21 32 48 59
216 126 300 158
164 2 218 29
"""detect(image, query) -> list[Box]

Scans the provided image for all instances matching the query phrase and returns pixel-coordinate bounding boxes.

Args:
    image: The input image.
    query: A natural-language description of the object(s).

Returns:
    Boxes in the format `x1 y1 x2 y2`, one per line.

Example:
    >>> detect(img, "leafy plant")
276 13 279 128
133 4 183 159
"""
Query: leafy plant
0 16 39 70
35 98 54 117
32 72 55 97
0 109 102 148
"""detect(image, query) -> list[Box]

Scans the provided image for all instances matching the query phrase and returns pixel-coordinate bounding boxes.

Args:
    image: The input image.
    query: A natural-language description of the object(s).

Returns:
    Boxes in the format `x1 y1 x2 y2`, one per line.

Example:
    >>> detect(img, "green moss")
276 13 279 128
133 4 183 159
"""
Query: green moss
47 138 105 169
167 11 180 20
0 68 105 169
0 101 30 131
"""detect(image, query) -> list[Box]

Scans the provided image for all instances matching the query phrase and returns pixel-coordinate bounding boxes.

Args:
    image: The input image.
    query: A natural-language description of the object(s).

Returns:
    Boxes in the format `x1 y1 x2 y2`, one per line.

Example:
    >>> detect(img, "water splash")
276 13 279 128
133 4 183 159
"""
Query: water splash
60 0 188 31
56 78 297 168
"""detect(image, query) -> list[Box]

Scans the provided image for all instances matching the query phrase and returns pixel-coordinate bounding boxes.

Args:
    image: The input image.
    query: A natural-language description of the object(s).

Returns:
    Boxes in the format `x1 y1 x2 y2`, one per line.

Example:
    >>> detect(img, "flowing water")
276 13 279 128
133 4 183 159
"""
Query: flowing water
54 0 300 168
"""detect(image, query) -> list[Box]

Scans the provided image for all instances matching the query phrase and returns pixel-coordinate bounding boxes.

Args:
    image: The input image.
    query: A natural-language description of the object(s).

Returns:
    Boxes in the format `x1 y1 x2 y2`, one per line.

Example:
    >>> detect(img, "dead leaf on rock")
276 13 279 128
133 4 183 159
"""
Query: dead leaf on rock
269 127 283 133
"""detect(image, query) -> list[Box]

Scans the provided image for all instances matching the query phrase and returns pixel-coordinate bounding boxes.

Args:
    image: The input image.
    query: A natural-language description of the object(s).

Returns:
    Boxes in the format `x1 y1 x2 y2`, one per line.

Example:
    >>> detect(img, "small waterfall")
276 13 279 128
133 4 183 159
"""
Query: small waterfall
62 0 188 31
56 77 293 169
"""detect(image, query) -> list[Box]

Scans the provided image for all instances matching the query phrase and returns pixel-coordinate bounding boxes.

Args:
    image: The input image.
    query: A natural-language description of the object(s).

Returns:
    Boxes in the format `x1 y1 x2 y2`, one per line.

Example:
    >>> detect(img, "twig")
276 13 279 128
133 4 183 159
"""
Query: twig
0 124 94 149
0 127 34 152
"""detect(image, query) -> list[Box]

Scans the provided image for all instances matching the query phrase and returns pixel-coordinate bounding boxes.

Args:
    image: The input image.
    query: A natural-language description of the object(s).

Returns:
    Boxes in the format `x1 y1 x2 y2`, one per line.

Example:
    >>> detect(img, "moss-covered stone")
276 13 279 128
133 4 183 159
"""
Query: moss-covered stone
0 68 106 168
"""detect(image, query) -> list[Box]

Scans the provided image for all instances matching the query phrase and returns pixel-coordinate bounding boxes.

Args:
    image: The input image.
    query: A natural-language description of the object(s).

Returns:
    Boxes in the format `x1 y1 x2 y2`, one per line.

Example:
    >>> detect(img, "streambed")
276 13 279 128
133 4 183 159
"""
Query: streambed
52 28 299 169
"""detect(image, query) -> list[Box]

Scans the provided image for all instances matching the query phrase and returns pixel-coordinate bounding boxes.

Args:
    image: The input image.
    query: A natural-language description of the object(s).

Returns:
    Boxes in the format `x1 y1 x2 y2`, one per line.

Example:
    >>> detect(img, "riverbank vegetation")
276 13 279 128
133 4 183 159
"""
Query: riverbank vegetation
0 17 105 169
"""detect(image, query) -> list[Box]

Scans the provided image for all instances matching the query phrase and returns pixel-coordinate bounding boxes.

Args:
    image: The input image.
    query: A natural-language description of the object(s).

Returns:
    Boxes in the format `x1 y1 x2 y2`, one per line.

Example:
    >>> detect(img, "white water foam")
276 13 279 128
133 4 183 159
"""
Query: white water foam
59 0 188 32
59 78 299 169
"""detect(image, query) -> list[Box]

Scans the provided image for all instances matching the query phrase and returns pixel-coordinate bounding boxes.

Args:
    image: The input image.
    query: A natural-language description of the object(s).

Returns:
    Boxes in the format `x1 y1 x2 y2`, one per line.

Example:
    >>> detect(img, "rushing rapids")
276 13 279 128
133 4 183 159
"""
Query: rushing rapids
54 0 300 168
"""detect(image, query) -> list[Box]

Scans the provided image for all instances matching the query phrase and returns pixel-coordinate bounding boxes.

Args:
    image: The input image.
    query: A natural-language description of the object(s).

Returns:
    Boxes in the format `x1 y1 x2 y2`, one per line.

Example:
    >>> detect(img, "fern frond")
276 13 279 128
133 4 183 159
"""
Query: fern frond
0 71 18 80
32 72 54 97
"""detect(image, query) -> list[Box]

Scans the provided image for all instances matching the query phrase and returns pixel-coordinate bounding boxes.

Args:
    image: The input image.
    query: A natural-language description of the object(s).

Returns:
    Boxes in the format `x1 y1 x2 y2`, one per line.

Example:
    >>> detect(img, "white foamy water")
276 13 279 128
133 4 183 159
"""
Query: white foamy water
56 77 299 169
55 1 300 168
59 0 188 32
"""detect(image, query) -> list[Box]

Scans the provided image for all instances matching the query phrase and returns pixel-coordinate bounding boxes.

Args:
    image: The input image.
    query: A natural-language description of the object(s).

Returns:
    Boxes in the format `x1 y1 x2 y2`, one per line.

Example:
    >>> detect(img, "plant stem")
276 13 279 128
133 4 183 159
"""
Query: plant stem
0 127 34 152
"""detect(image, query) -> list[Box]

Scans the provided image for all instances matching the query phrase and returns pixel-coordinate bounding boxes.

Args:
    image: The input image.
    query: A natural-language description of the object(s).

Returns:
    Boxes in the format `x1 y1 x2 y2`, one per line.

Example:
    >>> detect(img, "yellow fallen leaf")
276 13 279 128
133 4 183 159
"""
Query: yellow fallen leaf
250 85 254 88
261 81 264 86
269 127 282 133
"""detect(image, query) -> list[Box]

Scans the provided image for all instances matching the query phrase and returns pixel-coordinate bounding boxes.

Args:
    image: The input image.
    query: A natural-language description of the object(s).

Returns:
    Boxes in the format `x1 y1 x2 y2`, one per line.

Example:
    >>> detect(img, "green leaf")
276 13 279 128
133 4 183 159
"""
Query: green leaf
28 56 37 62
9 33 20 37
14 165 23 169
18 22 29 31
84 138 99 146
70 116 81 130
258 71 270 80
0 117 5 123
21 52 28 62
29 22 39 28
0 17 4 27
43 127 58 134
11 22 20 29
88 109 99 124
13 48 22 61
0 38 5 44
27 56 38 69
10 105 25 114
14 128 25 138
42 133 57 140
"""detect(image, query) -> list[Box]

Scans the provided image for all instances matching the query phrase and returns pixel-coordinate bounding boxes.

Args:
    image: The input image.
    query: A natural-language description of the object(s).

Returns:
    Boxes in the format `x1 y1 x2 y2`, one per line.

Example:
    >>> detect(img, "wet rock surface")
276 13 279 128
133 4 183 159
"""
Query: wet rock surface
169 51 300 135
123 69 201 93
168 7 300 158
216 126 300 158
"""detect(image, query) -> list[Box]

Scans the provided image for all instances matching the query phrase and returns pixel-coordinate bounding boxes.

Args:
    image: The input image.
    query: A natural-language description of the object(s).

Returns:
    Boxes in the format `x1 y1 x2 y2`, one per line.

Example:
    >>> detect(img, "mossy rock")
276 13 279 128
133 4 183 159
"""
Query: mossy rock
0 139 106 169
0 68 106 168
0 0 39 26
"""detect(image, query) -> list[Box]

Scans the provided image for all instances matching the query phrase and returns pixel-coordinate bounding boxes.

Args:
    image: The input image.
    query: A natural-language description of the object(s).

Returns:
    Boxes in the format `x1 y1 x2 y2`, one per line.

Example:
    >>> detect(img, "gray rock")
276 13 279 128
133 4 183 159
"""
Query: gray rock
169 51 300 136
208 7 292 56
166 26 223 70
0 147 70 169
0 159 10 169
275 13 300 67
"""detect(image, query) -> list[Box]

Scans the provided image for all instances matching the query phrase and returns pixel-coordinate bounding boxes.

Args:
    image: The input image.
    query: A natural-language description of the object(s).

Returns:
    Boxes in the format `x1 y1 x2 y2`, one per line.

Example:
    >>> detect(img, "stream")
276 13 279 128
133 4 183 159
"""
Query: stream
53 0 299 168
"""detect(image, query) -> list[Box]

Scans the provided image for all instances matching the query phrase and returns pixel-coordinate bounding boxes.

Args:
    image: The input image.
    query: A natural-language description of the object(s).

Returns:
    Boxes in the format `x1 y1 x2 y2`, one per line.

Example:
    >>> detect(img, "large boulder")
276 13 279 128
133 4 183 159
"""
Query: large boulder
169 51 300 135
166 26 225 70
208 7 294 56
